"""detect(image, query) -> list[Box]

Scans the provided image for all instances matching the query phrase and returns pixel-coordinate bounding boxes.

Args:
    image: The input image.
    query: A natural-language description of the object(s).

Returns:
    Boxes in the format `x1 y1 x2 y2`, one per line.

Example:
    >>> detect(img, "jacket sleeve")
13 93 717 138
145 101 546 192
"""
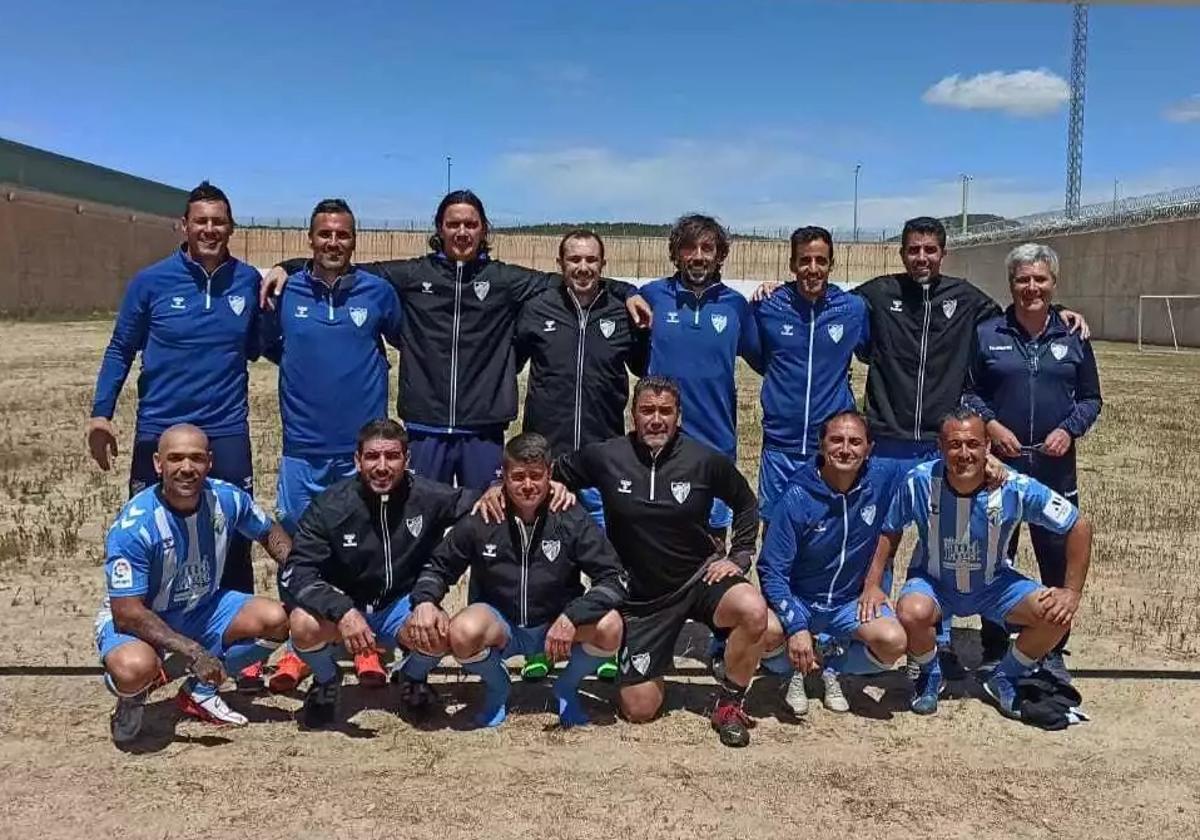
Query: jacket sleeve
758 490 809 637
851 285 874 363
561 516 628 626
738 300 765 375
513 308 533 373
553 444 599 492
275 258 307 276
974 287 1003 324
434 486 480 532
507 265 556 307
382 285 404 350
259 291 283 365
711 455 760 569
606 278 636 301
625 326 650 377
92 273 151 418
278 500 355 623
1059 340 1103 439
961 327 997 422
410 518 477 608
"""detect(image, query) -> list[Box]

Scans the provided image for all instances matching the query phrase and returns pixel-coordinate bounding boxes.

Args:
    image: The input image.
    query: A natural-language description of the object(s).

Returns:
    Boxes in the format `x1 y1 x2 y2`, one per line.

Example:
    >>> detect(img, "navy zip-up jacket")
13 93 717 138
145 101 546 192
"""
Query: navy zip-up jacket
639 276 763 460
758 458 889 637
260 265 404 457
755 283 870 456
963 307 1102 488
92 247 261 439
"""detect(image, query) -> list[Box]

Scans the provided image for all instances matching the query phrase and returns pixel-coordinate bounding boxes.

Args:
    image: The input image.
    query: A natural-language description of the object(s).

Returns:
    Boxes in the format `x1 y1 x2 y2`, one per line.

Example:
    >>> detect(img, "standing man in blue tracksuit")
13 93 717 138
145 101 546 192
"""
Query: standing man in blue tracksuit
754 226 870 523
638 214 762 535
259 198 404 689
757 411 907 717
88 182 263 597
963 243 1102 678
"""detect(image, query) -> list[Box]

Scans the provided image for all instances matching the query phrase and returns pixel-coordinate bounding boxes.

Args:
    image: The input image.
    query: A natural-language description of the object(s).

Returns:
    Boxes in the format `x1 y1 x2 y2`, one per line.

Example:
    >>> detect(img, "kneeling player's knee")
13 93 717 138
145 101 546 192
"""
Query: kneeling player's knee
288 608 323 647
105 643 159 691
872 622 908 661
593 611 623 651
737 595 769 640
761 611 785 650
448 619 487 659
897 596 936 627
619 689 662 724
258 601 290 640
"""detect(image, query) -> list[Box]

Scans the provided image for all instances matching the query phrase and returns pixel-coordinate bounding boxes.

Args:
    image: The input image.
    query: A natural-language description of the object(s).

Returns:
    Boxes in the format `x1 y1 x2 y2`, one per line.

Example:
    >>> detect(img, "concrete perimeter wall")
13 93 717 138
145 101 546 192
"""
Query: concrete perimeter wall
0 185 181 315
229 228 904 285
943 217 1200 346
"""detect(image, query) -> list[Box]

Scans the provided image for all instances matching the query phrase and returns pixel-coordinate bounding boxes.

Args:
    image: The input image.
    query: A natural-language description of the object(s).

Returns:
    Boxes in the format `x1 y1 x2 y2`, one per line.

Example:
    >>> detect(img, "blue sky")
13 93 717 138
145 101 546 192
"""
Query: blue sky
2 1 1197 233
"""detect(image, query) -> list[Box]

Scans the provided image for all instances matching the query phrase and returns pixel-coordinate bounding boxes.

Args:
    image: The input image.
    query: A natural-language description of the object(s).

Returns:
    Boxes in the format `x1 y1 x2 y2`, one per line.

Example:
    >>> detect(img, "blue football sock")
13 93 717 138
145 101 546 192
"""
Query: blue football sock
459 648 510 727
760 646 793 676
935 615 952 647
397 650 440 682
910 646 939 676
296 643 340 685
554 644 609 727
182 676 218 698
996 645 1036 680
223 638 281 674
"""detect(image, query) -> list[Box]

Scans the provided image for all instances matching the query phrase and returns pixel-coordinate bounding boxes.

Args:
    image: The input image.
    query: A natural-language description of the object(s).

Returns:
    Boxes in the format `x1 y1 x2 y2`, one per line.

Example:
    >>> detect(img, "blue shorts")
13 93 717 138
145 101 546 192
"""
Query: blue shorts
709 499 733 530
900 568 1041 625
277 453 357 534
407 425 504 491
364 594 415 646
579 487 605 531
758 447 810 522
482 605 549 660
789 596 896 641
95 588 253 662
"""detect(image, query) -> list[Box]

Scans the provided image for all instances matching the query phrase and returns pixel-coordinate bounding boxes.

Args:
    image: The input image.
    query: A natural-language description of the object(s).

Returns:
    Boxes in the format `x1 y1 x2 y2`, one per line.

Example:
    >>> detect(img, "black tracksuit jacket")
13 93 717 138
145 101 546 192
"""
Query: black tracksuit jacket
410 502 628 628
515 281 648 456
554 433 759 602
278 254 634 431
855 273 1000 443
279 473 476 622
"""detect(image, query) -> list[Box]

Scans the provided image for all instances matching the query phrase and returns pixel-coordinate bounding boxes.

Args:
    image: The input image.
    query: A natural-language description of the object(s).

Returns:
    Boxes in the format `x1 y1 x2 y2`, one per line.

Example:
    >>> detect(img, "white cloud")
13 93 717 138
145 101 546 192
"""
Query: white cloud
922 69 1070 117
1164 95 1200 123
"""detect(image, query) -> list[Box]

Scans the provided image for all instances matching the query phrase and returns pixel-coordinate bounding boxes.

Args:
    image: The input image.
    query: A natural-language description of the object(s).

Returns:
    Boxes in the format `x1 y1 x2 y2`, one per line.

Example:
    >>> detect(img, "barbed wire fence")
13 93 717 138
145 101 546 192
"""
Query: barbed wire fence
949 184 1200 247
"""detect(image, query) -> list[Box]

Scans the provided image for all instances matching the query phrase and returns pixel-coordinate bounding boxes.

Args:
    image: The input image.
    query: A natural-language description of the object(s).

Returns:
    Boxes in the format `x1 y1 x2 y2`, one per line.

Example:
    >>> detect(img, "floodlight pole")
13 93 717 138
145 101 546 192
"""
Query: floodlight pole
446 156 452 194
852 163 862 243
960 174 972 234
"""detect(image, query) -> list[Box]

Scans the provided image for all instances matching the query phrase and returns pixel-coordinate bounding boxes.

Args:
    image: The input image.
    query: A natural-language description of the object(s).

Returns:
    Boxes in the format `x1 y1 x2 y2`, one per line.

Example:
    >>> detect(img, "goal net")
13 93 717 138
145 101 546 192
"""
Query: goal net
1137 295 1200 352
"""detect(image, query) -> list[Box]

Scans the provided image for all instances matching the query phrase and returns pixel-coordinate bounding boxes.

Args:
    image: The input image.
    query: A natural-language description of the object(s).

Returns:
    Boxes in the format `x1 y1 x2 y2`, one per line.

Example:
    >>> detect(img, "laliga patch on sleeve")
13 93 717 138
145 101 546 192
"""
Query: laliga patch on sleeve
1043 492 1074 527
110 558 133 590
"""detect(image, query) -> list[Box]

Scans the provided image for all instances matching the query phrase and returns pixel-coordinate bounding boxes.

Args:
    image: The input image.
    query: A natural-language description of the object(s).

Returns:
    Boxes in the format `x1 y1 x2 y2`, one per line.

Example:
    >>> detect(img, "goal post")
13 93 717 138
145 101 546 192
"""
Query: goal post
1137 295 1200 352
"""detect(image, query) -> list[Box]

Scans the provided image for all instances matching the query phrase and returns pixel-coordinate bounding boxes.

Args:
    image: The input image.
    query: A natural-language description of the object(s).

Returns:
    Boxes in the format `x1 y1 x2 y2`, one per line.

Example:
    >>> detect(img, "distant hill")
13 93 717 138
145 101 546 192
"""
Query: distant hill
495 222 672 237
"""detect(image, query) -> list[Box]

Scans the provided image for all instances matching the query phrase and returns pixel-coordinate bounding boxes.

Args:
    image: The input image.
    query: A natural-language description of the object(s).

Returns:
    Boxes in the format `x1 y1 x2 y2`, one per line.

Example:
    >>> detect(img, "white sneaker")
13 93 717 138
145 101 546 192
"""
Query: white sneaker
176 684 249 727
783 672 809 716
110 694 146 744
821 669 850 713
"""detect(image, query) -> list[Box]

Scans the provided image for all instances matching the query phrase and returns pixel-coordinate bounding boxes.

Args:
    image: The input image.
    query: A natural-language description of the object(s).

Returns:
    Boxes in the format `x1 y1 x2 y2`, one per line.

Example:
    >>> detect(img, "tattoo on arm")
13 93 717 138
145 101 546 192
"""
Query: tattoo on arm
260 524 293 567
112 599 203 659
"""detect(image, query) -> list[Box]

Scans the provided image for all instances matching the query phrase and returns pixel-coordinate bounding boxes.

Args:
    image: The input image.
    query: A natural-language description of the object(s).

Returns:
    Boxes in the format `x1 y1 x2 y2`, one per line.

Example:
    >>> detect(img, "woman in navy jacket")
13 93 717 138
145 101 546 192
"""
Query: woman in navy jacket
964 243 1102 680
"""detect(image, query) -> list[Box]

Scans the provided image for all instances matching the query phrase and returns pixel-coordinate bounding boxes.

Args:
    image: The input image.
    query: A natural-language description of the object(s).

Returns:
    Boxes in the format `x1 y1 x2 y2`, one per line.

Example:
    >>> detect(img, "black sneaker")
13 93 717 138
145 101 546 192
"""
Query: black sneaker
1042 651 1072 685
398 678 439 718
711 698 753 748
937 645 967 681
301 679 340 729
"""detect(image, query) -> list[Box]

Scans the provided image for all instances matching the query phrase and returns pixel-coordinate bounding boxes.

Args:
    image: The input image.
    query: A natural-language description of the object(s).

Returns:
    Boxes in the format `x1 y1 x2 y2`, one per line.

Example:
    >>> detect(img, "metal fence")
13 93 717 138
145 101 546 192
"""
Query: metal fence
949 184 1200 246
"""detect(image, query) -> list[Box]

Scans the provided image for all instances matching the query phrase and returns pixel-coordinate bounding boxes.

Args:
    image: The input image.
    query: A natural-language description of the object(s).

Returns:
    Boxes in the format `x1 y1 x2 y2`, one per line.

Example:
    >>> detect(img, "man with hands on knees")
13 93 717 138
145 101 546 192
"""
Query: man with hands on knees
405 432 627 728
277 419 478 729
859 407 1092 720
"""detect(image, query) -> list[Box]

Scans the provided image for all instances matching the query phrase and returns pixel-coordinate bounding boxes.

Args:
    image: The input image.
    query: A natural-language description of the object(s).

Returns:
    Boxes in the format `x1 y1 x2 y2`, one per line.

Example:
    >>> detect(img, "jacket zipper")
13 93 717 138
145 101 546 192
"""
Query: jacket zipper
649 449 661 500
802 307 816 456
1028 339 1039 446
569 292 596 450
327 289 334 321
826 496 849 605
914 285 931 440
516 518 537 626
205 277 212 311
379 494 393 605
448 261 463 430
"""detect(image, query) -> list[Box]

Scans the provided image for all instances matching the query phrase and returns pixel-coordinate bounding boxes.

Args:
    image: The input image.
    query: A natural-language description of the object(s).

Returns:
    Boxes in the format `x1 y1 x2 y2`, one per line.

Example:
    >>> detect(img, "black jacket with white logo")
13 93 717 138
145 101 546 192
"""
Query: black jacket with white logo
280 473 477 622
855 273 1000 443
279 254 635 431
410 503 628 628
516 281 648 456
554 433 759 602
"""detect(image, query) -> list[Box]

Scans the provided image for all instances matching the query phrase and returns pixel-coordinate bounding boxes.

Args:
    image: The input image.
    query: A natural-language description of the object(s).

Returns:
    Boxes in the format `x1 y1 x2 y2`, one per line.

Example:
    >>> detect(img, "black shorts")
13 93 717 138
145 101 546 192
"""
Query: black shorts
617 575 748 686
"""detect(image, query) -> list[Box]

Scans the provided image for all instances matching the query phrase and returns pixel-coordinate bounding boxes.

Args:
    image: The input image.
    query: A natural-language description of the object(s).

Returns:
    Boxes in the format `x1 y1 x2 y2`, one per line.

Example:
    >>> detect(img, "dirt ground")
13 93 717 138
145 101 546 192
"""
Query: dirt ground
1 320 1198 839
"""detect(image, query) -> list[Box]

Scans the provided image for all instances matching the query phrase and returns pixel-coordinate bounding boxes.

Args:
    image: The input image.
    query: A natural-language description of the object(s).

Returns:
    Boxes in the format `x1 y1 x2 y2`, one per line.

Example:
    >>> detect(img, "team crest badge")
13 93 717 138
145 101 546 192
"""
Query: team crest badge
541 540 561 562
671 481 692 504
406 515 423 538
349 307 368 327
861 504 876 526
227 295 246 316
711 313 728 334
942 299 958 320
473 280 490 301
599 319 616 338
632 652 651 675
1050 342 1068 361
828 323 844 343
